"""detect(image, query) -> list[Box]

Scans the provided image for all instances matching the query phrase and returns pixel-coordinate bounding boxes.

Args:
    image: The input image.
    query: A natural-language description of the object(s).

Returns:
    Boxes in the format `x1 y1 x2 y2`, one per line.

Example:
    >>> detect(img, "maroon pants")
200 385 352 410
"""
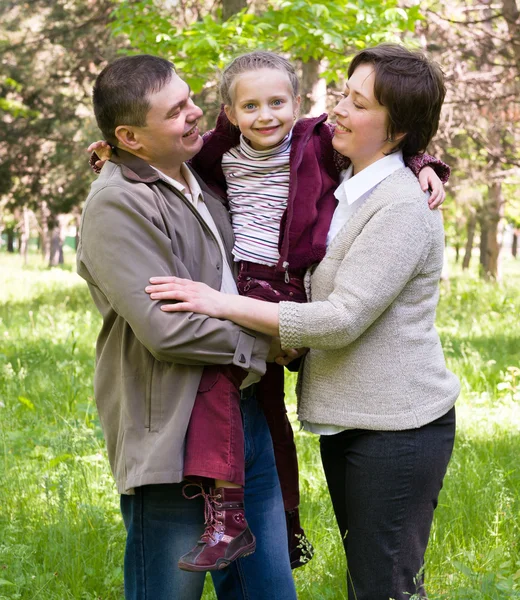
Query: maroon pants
183 261 307 510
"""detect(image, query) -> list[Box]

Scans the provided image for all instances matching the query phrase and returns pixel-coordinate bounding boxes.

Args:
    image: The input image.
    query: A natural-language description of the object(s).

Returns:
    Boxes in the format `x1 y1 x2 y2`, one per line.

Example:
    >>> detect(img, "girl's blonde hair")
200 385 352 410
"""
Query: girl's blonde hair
220 51 300 106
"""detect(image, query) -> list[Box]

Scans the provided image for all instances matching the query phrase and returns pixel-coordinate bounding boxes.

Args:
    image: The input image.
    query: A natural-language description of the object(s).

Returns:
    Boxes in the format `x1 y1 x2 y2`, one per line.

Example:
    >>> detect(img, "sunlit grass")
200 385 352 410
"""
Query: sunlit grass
0 250 519 599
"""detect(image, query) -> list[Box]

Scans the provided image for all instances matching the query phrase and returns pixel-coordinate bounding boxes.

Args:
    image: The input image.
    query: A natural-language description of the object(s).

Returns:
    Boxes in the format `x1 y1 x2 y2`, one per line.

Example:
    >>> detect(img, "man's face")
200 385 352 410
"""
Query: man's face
132 72 203 168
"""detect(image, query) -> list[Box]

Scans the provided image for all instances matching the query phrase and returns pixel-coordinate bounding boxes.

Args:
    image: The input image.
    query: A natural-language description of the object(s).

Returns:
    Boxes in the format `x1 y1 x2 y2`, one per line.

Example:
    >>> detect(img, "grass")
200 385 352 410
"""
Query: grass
0 249 519 599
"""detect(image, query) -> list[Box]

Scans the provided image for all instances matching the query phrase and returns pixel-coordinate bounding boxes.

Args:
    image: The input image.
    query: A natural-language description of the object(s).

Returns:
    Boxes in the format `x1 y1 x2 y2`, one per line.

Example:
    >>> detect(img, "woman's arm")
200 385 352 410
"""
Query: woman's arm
146 200 434 351
146 277 282 337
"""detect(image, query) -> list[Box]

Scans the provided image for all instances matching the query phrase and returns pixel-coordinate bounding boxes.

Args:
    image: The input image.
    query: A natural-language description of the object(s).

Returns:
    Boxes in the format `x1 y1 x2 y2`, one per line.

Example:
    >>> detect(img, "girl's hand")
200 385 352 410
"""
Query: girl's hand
145 276 228 318
87 140 112 171
418 166 446 209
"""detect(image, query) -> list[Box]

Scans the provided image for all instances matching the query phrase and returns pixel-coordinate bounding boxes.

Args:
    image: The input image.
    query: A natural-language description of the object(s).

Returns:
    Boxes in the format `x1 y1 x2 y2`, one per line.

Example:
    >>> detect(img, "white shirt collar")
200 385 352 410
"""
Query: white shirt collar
151 164 204 206
334 151 405 206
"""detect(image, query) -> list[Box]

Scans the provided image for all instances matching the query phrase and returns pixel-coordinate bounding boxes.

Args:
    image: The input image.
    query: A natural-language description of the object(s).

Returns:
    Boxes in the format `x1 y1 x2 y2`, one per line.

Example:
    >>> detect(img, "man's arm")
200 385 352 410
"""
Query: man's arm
78 183 270 374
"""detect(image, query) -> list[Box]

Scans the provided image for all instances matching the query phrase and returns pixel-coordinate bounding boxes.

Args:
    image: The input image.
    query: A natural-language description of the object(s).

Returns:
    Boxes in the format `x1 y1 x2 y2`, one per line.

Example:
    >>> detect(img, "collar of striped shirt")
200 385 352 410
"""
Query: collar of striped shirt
238 128 293 160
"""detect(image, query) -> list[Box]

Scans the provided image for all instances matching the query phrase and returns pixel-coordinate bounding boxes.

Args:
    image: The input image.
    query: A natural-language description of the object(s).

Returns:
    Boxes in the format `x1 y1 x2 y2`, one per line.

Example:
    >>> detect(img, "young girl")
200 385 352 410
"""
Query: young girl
90 51 449 573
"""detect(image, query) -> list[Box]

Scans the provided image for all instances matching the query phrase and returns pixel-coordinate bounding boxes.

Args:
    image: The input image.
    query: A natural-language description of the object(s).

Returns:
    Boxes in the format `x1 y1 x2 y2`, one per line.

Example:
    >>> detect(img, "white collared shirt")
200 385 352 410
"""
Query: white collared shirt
304 152 406 436
326 151 405 248
152 164 238 296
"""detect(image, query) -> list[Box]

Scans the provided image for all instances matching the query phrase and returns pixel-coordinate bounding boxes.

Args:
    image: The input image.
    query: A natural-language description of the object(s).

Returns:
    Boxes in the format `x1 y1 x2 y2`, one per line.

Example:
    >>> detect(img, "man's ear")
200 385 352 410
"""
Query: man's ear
115 125 143 151
224 105 238 127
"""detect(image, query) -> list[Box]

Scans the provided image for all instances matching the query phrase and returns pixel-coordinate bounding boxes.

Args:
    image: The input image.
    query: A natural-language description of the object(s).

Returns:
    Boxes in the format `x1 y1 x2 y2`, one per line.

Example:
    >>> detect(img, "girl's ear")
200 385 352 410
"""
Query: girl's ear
224 105 238 127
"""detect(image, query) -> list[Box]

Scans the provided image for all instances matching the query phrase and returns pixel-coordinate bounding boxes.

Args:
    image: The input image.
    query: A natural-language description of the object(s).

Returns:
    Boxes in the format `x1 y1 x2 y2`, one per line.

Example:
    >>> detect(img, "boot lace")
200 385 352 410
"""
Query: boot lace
182 483 223 543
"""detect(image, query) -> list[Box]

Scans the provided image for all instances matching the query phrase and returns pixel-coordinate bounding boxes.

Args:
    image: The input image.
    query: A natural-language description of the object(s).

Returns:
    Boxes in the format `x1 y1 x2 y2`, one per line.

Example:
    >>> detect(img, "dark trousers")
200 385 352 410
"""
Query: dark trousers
320 407 456 600
183 261 306 509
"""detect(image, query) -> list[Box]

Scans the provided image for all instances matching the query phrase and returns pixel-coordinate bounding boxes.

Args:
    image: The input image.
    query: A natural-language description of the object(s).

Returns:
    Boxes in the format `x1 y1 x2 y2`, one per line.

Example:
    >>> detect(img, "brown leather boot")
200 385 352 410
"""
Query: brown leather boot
286 508 314 569
178 486 256 572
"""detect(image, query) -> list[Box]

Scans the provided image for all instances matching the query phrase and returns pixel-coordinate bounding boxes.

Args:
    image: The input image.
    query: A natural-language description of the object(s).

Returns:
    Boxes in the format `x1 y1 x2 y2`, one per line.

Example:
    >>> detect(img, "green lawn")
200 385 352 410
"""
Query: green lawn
0 249 519 599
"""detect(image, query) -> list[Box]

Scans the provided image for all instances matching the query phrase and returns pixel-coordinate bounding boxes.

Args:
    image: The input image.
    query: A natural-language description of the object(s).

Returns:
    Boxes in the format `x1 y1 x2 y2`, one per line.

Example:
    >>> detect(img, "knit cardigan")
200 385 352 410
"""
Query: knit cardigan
279 167 460 430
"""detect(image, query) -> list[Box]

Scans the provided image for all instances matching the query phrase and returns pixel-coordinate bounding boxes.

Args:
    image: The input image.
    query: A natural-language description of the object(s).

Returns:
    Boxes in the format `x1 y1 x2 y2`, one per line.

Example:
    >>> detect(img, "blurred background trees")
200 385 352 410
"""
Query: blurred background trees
1 0 518 275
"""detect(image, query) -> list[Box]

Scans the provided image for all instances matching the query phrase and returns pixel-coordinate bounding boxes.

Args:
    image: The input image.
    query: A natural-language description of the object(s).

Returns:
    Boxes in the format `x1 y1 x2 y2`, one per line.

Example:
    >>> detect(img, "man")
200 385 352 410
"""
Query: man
77 54 296 600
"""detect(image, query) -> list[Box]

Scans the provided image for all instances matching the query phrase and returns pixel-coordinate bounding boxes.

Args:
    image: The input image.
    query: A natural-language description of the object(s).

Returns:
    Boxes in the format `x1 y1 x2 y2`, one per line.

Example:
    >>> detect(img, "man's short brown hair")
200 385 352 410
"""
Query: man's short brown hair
348 44 446 156
93 55 175 145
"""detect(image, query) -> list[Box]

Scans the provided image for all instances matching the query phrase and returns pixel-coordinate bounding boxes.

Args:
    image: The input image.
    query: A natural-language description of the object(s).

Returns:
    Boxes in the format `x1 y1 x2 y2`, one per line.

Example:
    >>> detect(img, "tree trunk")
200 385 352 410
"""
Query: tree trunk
454 243 460 263
40 201 51 264
19 206 30 266
6 229 15 253
49 215 67 267
502 0 520 73
513 231 518 258
74 211 81 251
483 182 505 280
300 58 326 116
222 0 247 20
479 211 489 275
462 211 477 270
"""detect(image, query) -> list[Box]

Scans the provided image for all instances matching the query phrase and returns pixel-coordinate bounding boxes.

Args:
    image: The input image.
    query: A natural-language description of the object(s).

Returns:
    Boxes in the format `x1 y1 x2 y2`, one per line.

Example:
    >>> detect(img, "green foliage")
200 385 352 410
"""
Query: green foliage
111 0 422 92
0 0 125 219
0 251 519 598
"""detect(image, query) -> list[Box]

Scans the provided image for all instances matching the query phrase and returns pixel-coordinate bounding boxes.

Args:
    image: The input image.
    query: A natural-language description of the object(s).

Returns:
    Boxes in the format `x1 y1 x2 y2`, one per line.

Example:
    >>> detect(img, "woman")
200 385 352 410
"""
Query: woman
145 44 460 600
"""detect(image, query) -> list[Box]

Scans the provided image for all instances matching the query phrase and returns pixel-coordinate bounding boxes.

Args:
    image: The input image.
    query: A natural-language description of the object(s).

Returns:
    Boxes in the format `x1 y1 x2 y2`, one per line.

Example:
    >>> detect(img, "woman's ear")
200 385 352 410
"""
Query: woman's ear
387 130 406 144
224 105 238 127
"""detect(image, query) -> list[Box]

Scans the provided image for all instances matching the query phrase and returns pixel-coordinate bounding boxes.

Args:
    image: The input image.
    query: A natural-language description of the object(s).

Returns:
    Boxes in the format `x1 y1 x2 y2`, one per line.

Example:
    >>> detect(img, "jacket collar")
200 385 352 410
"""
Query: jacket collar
109 148 163 183
109 147 225 205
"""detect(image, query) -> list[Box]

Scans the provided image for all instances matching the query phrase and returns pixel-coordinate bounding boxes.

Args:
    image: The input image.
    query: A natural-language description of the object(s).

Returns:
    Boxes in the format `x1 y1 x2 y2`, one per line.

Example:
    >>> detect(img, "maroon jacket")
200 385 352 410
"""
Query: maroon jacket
190 109 450 276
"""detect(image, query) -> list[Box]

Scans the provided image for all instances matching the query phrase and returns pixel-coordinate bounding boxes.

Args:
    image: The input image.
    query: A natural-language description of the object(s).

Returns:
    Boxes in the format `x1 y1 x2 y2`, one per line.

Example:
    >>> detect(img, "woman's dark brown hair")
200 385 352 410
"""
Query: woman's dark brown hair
348 44 446 156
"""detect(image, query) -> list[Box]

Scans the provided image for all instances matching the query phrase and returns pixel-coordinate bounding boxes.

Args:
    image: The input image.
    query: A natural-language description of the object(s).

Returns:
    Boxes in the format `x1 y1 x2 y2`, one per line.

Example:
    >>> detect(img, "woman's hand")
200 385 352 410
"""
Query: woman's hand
145 276 228 318
418 166 446 209
87 140 112 171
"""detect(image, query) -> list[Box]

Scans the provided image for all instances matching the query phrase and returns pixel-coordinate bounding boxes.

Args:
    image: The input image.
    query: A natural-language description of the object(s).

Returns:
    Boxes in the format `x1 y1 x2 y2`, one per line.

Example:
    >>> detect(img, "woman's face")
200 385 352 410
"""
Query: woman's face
332 63 398 174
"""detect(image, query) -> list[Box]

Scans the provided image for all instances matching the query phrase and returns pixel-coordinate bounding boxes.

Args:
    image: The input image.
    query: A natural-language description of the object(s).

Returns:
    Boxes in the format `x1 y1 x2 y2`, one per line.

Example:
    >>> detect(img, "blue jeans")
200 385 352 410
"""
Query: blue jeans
120 390 297 600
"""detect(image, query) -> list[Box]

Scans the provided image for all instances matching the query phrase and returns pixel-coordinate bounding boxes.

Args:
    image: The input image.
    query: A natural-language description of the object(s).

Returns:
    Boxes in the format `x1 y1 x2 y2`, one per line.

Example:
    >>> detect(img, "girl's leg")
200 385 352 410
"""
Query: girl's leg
179 365 255 572
320 408 455 600
183 365 246 486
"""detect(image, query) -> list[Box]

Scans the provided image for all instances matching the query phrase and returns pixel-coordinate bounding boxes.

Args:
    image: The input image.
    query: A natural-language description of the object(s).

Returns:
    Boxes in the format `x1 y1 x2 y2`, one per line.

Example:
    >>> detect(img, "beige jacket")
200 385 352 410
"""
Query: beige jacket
77 150 269 493
279 167 459 430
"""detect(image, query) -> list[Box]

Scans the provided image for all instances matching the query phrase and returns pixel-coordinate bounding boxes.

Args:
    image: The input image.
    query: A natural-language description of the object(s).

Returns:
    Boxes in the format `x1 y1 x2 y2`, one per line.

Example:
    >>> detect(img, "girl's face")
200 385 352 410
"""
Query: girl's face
332 63 401 173
225 68 300 151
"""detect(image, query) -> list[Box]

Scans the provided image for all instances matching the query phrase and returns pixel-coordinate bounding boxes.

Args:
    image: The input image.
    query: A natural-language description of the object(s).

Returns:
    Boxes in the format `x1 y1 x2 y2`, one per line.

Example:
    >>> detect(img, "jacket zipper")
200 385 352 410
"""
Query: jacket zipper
283 261 290 283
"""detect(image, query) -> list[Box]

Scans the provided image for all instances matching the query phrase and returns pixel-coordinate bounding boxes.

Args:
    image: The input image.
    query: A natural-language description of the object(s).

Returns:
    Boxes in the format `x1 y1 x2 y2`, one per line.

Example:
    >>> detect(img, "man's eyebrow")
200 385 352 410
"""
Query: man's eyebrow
165 86 192 118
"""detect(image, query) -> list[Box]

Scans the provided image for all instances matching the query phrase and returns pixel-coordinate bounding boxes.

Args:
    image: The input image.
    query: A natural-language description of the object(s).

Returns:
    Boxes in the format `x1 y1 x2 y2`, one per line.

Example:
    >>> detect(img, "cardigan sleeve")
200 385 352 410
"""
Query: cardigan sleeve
279 201 435 350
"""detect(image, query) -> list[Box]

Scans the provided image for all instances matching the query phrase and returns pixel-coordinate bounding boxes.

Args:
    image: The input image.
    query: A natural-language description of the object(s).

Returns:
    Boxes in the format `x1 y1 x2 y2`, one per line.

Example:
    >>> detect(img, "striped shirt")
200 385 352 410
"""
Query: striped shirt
222 131 293 266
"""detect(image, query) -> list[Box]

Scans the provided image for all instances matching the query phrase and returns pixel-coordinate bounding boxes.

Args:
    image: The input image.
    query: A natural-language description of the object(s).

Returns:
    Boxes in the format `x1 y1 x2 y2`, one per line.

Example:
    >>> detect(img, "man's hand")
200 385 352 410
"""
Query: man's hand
267 337 283 363
275 347 308 366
